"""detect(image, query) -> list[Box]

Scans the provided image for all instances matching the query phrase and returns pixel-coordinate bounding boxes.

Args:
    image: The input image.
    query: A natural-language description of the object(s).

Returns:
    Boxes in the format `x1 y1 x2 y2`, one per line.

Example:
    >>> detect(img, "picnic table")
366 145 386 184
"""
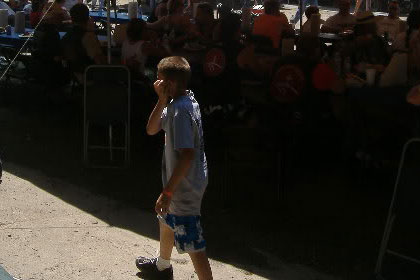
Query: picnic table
0 27 109 49
295 30 341 44
89 11 148 24
0 28 29 49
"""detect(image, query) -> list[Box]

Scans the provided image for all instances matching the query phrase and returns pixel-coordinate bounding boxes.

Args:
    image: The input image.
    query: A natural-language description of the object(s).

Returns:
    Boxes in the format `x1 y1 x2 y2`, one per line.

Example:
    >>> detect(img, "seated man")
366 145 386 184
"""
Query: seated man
252 0 292 48
8 0 28 10
42 0 71 26
147 0 169 23
61 3 106 82
147 0 193 48
393 9 420 52
321 0 356 34
302 6 324 33
29 0 47 27
31 21 70 86
377 1 403 42
191 2 216 44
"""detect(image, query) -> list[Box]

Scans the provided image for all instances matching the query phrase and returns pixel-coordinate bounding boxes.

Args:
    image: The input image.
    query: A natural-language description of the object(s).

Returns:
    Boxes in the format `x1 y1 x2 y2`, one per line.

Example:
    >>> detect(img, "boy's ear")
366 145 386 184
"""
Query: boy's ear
167 79 176 90
164 79 175 96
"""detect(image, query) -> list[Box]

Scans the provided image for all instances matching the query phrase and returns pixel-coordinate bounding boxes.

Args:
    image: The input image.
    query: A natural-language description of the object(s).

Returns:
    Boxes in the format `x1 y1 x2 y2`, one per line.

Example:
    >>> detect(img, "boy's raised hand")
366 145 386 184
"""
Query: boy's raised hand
154 80 169 103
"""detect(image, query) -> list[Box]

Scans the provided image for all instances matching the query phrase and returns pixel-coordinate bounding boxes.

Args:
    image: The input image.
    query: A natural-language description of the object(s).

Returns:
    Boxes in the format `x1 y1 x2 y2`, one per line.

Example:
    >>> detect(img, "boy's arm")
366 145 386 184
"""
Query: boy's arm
146 80 168 135
155 148 194 215
164 148 194 194
146 100 166 135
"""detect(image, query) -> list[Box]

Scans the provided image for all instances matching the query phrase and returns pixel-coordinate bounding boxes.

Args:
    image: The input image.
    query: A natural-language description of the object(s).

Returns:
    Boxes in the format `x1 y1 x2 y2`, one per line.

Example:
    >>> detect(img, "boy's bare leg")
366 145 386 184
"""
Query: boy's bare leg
189 251 213 280
159 221 174 260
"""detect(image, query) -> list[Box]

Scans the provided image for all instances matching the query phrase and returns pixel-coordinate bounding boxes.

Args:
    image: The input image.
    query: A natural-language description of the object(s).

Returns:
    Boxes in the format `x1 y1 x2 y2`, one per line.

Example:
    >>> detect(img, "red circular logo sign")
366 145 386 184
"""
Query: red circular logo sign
270 65 305 103
203 48 226 77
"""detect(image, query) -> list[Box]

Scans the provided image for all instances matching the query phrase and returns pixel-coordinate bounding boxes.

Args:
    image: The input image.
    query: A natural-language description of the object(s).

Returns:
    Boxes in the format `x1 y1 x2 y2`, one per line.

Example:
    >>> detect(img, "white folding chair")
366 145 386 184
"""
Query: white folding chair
375 138 420 279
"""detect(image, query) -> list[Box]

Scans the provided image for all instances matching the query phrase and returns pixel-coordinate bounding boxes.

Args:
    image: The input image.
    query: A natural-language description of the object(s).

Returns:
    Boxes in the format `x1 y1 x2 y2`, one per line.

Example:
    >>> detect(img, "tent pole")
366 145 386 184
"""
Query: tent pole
107 0 111 64
299 0 303 31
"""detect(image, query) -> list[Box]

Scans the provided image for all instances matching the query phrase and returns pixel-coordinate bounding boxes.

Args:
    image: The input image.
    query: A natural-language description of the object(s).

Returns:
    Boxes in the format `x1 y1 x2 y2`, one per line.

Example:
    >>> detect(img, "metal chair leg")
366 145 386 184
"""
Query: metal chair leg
124 122 129 167
277 149 283 201
375 214 396 276
223 144 229 202
84 121 90 165
109 124 113 161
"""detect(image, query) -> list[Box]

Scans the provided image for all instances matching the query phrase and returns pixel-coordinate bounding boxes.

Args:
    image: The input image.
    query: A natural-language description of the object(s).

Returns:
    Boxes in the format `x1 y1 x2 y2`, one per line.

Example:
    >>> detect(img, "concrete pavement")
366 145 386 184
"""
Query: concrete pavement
0 163 339 279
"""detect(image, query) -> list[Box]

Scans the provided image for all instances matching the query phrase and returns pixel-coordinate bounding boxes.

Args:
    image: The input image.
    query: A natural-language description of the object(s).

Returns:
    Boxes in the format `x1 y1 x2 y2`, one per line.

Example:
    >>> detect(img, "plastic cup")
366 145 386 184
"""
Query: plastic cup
366 68 376 86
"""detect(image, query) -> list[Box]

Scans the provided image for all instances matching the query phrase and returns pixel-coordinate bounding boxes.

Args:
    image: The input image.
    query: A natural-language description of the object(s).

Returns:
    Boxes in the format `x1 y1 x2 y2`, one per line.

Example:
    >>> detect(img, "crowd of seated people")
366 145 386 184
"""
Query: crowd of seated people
1 0 419 164
7 0 419 107
0 0 82 28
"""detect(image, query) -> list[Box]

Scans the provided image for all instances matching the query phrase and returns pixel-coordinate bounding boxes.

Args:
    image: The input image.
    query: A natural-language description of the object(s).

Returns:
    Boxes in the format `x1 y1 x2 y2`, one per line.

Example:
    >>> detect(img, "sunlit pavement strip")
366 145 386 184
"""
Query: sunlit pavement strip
0 164 337 280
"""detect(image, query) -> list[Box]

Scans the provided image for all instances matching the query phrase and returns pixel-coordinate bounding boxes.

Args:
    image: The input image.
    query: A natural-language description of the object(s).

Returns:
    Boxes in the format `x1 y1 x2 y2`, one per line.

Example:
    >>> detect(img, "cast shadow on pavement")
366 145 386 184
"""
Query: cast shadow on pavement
3 163 294 280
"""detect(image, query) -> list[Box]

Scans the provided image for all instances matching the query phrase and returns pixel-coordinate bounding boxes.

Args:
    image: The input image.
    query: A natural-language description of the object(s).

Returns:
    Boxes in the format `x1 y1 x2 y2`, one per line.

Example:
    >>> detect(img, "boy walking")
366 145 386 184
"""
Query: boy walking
136 56 213 280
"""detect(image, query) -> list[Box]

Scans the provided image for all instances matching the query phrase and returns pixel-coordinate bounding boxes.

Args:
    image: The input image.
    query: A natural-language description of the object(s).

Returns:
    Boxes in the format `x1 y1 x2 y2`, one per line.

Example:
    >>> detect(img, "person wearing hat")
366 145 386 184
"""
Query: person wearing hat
322 0 356 34
344 11 389 78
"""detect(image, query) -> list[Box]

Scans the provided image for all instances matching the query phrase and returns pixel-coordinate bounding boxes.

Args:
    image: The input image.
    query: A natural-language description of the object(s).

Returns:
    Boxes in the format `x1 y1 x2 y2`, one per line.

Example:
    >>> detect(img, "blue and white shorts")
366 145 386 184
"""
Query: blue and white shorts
158 214 206 254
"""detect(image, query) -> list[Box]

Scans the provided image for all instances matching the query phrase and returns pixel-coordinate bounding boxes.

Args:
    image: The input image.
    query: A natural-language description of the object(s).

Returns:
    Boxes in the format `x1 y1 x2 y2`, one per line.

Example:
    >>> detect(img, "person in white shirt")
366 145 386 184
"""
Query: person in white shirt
377 1 403 42
393 9 420 52
122 19 148 78
321 0 356 33
0 0 15 15
23 3 32 14
122 18 168 80
380 10 420 87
